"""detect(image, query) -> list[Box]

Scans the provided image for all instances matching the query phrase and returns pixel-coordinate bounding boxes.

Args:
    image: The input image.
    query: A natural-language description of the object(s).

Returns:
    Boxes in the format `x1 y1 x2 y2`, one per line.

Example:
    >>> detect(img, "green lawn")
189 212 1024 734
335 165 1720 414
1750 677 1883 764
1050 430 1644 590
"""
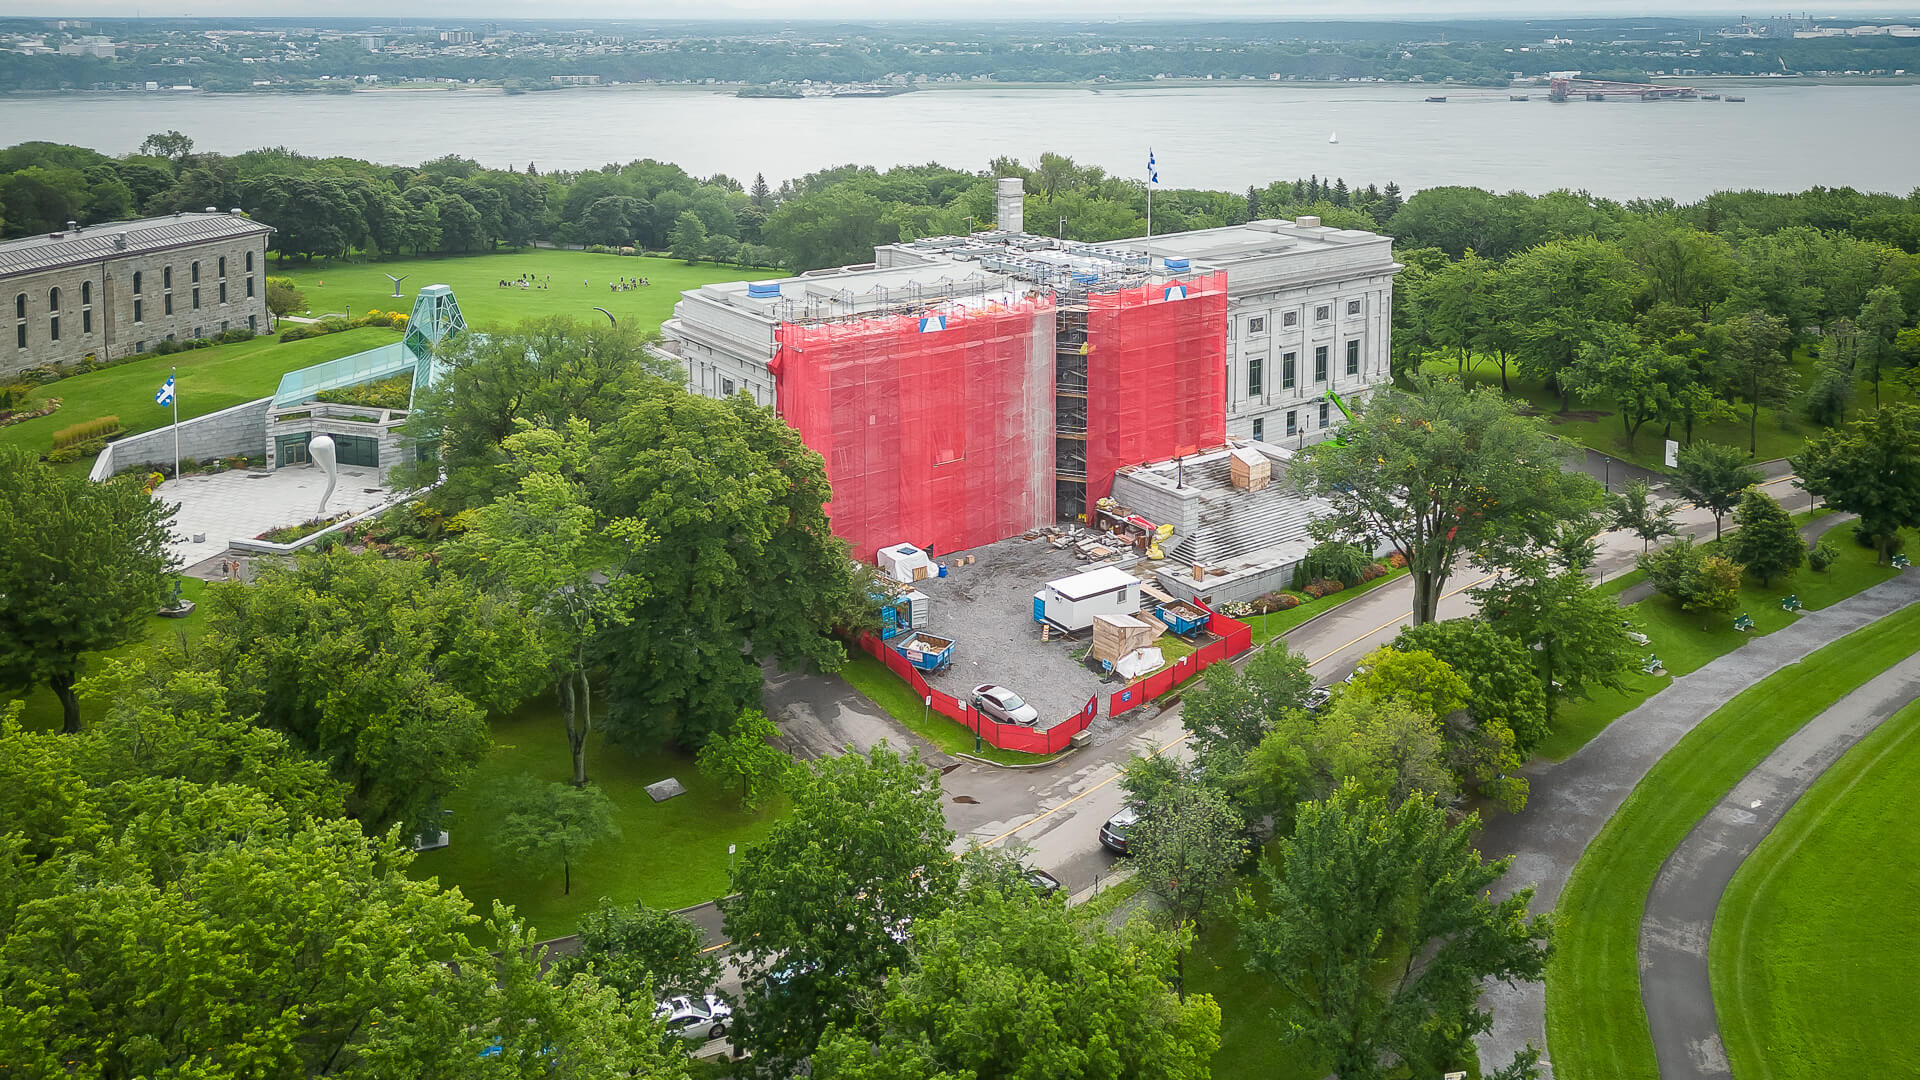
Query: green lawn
1532 528 1907 761
1 327 399 461
1711 698 1920 1080
1186 882 1329 1080
4 576 209 733
1544 601 1920 1080
1252 566 1411 648
837 653 1054 767
1417 347 1915 471
269 250 774 333
409 697 789 940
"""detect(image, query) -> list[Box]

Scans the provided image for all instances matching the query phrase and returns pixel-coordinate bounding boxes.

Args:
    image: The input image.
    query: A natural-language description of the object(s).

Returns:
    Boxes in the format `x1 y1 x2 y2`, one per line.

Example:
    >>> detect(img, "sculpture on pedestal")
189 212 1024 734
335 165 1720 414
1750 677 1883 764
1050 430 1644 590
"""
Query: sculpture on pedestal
310 433 338 517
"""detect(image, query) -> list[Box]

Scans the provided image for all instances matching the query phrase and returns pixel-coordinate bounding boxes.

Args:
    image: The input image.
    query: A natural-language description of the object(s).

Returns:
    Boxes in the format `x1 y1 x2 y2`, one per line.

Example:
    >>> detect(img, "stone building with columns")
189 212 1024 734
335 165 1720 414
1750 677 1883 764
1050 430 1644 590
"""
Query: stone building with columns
1 210 274 378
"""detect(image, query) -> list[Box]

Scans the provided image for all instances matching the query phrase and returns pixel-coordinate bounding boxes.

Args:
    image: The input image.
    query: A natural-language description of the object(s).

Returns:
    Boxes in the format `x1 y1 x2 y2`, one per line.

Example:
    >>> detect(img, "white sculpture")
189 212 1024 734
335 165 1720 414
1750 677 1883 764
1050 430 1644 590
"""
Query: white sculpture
310 433 338 517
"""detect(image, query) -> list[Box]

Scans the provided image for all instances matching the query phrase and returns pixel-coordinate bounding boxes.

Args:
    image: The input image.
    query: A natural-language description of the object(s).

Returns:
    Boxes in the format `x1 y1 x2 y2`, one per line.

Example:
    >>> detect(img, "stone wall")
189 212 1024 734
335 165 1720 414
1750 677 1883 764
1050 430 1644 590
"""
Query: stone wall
92 396 271 480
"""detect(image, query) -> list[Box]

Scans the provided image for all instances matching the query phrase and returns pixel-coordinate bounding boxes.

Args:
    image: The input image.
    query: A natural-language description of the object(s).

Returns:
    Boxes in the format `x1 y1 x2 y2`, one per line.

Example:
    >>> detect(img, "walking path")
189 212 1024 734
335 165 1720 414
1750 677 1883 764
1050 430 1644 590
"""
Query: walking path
1472 571 1920 1075
1639 651 1920 1079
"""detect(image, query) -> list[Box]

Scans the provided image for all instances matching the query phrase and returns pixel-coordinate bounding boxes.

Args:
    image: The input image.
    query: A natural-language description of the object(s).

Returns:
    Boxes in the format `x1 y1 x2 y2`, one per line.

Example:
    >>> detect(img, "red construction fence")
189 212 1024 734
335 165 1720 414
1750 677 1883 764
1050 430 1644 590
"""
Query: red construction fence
1109 602 1253 718
856 600 1255 752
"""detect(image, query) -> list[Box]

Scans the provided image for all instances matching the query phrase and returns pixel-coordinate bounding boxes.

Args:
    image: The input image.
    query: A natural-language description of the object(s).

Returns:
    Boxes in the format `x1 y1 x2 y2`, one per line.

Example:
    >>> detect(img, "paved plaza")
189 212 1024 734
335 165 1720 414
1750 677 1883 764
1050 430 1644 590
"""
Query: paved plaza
157 463 394 568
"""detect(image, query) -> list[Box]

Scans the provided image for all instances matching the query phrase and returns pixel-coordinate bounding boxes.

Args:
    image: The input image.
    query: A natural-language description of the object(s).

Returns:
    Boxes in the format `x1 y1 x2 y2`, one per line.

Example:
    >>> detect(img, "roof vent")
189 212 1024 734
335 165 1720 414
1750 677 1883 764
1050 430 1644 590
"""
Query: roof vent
204 206 217 213
114 233 129 250
174 210 183 218
230 207 243 215
1297 215 1321 228
746 282 782 300
66 220 78 232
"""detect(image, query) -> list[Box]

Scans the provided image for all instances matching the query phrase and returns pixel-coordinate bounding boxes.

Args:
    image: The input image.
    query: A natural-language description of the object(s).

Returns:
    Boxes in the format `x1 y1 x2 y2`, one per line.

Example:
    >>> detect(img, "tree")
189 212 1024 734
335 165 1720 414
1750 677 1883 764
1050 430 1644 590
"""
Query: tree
1640 538 1740 618
760 185 901 271
1179 644 1313 770
1791 405 1920 563
1675 440 1761 540
696 708 795 809
1238 692 1455 828
446 421 651 786
263 277 306 319
1504 237 1637 411
1608 477 1679 552
137 129 194 162
1723 309 1797 455
1291 376 1600 624
1343 646 1470 721
591 383 864 748
811 885 1219 1080
1726 489 1804 585
722 745 958 1073
1856 284 1907 409
1394 618 1549 758
555 897 722 1002
1473 559 1641 723
669 209 708 263
193 550 545 830
750 171 772 207
1563 332 1684 452
1238 785 1551 1080
492 776 621 897
0 451 174 733
1130 780 1248 996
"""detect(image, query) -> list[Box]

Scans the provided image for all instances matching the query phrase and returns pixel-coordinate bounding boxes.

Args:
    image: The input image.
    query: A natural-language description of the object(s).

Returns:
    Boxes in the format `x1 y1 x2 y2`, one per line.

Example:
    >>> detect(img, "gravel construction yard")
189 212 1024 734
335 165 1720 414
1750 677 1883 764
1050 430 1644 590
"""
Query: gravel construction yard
912 536 1157 737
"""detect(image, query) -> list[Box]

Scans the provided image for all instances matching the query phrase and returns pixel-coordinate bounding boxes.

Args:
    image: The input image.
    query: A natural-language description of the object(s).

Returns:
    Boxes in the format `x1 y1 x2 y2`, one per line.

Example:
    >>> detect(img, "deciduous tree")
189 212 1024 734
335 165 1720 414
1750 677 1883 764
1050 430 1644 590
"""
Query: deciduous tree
1130 780 1248 996
1473 558 1640 723
1855 284 1907 409
1394 618 1549 757
1291 376 1600 624
555 898 722 1002
1726 489 1804 585
696 708 795 810
1674 440 1761 540
0 450 174 733
1791 404 1920 563
1238 784 1551 1080
492 776 621 897
1608 477 1680 552
1178 644 1314 770
1723 309 1797 456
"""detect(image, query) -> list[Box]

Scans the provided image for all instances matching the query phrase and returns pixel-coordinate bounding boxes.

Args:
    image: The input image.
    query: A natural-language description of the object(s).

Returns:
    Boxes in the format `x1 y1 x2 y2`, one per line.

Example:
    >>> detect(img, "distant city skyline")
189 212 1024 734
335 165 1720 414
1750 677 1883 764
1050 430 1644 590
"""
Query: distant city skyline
14 2 1920 21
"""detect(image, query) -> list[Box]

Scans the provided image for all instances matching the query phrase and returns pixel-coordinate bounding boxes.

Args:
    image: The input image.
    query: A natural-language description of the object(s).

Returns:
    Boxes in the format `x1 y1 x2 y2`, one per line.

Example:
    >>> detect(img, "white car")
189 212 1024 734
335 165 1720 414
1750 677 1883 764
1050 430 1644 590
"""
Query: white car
972 684 1040 726
655 995 732 1042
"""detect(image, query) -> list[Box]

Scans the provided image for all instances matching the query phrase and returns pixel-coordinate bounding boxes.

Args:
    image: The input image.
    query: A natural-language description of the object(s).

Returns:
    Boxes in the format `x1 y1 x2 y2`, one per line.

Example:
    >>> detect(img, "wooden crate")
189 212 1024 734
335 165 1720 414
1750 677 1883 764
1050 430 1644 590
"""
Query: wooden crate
1230 446 1271 491
1092 613 1159 664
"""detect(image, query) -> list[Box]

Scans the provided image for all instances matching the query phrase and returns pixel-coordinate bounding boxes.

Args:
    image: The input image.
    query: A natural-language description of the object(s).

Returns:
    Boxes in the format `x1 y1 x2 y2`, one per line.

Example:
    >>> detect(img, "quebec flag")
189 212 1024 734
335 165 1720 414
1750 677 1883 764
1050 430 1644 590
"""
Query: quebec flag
919 314 946 333
154 373 175 407
1147 150 1159 185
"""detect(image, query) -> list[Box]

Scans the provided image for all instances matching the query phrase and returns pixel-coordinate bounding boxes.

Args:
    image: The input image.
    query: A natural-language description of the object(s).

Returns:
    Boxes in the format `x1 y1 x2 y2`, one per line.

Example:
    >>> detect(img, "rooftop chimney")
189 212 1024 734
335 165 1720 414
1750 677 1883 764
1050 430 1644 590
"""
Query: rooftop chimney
996 176 1025 235
66 220 77 232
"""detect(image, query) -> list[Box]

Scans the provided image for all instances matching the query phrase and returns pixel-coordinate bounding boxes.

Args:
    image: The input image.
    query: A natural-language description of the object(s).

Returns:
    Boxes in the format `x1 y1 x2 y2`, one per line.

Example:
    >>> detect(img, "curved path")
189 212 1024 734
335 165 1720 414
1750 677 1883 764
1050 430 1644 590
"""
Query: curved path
1472 571 1920 1076
1640 651 1920 1079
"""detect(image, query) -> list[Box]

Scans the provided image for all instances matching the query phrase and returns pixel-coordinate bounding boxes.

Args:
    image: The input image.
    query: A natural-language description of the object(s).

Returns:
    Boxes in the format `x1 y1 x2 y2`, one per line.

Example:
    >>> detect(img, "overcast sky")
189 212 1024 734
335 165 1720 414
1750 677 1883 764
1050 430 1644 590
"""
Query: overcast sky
21 2 1920 20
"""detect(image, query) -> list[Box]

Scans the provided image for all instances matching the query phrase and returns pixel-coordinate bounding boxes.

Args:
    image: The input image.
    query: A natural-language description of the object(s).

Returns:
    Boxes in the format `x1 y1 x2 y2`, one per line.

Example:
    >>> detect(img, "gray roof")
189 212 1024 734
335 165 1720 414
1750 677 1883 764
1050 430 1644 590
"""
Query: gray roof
0 212 275 281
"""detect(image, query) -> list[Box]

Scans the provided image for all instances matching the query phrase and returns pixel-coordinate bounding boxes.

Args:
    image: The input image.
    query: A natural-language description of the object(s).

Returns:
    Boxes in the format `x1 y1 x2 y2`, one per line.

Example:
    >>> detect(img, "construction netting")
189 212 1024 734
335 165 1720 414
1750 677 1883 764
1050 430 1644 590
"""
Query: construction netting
1082 270 1228 519
773 296 1057 561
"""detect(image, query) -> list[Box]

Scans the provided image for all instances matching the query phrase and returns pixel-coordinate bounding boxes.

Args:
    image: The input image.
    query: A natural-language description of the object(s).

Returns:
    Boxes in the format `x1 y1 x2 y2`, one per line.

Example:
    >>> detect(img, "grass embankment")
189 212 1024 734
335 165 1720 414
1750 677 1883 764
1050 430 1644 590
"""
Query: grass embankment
1711 698 1920 1080
270 250 774 332
410 697 789 939
1416 349 1916 472
1255 566 1411 648
837 653 1054 767
1533 525 1908 761
5 576 209 733
0 327 399 462
1544 600 1920 1080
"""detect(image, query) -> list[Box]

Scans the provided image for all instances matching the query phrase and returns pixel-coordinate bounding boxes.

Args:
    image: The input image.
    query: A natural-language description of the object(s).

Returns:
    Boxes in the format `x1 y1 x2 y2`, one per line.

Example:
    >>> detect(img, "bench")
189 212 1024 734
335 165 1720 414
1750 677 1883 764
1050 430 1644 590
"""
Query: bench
1779 595 1802 612
1733 613 1755 633
1640 654 1665 676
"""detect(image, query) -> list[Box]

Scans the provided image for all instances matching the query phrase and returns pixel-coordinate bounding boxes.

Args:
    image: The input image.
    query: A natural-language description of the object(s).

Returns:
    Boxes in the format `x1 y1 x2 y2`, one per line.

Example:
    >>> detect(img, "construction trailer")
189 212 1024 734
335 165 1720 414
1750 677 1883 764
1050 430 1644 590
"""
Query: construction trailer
1033 565 1142 632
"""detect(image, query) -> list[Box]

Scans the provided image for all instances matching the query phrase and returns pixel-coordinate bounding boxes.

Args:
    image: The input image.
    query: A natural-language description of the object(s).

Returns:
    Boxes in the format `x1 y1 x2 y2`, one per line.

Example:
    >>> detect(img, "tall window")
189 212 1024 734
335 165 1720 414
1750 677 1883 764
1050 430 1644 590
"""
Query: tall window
1346 339 1360 376
1319 402 1331 428
219 282 228 304
218 256 227 278
48 287 60 312
132 271 142 294
245 251 254 272
134 298 143 323
192 287 201 310
1286 410 1298 436
82 281 91 305
1252 418 1264 441
1282 351 1296 390
13 293 23 319
83 307 92 334
14 324 23 349
246 276 255 298
191 262 200 284
163 266 172 289
1314 345 1328 382
49 315 58 342
1248 357 1264 397
165 294 173 316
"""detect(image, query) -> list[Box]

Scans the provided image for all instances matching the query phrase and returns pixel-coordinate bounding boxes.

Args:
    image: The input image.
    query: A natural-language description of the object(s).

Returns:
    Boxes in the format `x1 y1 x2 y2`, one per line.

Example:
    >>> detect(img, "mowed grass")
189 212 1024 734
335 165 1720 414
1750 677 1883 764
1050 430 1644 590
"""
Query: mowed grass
1711 698 1920 1080
1532 527 1907 761
838 653 1054 767
1185 873 1329 1080
269 250 774 333
0 327 399 459
1253 566 1411 648
4 576 210 733
1417 347 1916 472
1543 601 1920 1080
409 697 789 940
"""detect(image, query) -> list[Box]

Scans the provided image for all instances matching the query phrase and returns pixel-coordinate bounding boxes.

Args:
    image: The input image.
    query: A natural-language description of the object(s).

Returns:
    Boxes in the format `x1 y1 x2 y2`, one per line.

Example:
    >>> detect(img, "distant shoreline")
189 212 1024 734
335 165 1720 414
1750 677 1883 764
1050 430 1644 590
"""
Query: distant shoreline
6 73 1919 99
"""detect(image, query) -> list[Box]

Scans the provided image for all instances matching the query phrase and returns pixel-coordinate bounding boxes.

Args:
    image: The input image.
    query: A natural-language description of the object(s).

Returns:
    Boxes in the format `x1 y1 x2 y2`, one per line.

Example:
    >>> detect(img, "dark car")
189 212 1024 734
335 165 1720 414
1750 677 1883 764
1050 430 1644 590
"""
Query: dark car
1099 804 1142 855
1023 866 1063 898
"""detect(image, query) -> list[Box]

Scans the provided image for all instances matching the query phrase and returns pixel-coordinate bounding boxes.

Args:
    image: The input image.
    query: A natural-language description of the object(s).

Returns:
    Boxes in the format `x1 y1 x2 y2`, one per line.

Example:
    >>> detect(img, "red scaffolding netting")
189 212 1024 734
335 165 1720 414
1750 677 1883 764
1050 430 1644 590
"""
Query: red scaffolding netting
1083 270 1227 519
773 296 1057 561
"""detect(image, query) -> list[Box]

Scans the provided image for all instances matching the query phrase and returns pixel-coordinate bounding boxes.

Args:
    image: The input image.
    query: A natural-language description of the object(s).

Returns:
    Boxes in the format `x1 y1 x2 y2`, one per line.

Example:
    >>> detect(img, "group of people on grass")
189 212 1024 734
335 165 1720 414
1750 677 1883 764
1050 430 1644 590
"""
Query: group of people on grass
606 276 651 292
499 273 552 290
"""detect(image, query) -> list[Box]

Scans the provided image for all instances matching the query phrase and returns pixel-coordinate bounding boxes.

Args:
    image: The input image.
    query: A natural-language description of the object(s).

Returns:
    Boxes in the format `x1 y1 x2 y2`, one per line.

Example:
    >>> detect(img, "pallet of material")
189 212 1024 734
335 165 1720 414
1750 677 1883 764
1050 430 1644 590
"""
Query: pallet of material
1092 613 1159 664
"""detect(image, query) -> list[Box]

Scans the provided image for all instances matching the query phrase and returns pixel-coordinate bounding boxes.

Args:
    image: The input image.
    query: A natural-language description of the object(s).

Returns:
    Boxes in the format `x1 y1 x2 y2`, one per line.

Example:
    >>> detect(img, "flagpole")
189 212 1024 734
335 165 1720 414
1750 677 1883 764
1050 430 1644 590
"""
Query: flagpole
170 366 179 481
1147 186 1153 238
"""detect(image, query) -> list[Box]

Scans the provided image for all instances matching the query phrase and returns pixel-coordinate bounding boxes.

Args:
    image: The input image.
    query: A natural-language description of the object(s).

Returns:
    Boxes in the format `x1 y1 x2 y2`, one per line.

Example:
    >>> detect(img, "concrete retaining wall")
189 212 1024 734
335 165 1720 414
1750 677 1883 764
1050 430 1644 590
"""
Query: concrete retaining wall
91 396 271 480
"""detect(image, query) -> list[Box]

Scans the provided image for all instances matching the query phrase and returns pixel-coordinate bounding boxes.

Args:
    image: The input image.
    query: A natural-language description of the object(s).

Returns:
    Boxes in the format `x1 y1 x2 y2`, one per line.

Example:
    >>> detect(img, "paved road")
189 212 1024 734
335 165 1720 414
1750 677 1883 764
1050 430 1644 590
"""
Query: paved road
1472 571 1920 1076
1640 651 1920 1079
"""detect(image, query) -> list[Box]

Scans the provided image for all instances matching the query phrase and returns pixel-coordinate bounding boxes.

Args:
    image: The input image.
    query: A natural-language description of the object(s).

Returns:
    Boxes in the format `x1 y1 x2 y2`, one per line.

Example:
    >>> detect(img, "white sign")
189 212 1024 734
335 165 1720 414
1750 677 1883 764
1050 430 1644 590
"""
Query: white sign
1665 439 1680 469
728 844 736 855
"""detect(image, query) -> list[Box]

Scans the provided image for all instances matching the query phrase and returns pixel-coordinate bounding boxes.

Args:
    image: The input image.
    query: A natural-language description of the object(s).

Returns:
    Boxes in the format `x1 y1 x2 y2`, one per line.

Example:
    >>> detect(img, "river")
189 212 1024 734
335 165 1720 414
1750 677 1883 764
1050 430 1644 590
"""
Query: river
7 82 1917 200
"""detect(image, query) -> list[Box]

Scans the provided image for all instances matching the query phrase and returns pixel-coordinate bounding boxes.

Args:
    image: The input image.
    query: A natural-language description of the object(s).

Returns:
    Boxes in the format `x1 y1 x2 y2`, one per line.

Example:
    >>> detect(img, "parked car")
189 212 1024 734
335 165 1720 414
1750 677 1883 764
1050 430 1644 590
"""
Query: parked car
1023 866 1063 898
972 683 1040 726
1099 804 1142 855
655 995 733 1042
1304 686 1333 712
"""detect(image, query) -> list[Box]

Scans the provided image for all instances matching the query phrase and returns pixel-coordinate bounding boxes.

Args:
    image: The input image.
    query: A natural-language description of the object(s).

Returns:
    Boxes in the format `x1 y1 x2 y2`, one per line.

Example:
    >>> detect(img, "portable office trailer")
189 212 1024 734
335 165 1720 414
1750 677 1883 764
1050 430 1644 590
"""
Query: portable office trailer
1032 566 1141 632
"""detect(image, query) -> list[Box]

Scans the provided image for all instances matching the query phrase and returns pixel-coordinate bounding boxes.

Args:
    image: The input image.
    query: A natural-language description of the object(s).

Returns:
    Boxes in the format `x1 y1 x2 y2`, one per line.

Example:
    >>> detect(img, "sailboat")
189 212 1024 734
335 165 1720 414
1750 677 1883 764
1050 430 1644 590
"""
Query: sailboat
1328 130 1339 144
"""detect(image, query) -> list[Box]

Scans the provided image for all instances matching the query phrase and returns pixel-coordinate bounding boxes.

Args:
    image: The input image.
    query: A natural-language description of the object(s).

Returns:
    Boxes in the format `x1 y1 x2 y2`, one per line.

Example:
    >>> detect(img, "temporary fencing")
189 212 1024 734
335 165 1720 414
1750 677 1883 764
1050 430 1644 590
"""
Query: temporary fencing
1081 270 1227 519
1108 602 1254 718
857 634 1098 755
773 296 1057 561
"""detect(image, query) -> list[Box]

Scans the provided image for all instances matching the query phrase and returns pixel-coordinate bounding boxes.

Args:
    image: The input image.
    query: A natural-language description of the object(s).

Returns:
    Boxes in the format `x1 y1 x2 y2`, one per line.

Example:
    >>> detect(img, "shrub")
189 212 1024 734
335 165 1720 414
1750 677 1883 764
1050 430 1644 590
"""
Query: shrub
1293 539 1371 590
1273 593 1302 610
46 439 107 464
279 325 318 342
1359 562 1388 583
51 415 122 450
153 338 184 356
1387 551 1409 569
1808 537 1839 573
